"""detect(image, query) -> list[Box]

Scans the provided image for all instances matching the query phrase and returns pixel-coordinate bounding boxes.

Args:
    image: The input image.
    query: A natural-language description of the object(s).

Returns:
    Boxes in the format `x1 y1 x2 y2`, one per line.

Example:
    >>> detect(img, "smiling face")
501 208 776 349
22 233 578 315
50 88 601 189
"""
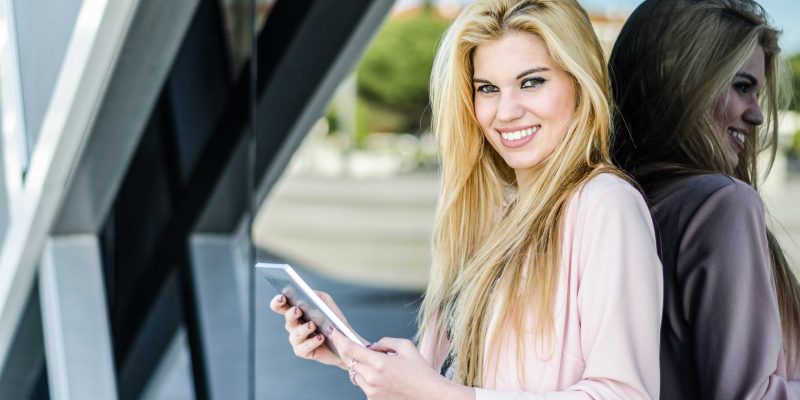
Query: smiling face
712 45 766 168
472 31 576 188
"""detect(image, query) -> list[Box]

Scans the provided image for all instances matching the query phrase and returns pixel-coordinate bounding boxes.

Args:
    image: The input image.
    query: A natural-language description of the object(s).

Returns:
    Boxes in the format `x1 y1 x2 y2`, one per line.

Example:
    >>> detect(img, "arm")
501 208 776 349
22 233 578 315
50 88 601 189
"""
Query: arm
677 182 797 399
475 181 663 399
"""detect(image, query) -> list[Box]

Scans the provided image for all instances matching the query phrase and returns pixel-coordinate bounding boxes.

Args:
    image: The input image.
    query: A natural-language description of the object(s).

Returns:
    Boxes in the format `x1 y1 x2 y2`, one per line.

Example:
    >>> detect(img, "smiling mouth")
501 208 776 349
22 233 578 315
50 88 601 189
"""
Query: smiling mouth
728 127 747 151
500 125 540 141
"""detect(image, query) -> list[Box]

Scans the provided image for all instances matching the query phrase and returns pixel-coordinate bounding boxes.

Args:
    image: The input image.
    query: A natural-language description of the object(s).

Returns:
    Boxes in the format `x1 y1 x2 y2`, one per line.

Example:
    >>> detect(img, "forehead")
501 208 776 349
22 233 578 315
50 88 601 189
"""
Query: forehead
472 31 554 76
739 45 765 81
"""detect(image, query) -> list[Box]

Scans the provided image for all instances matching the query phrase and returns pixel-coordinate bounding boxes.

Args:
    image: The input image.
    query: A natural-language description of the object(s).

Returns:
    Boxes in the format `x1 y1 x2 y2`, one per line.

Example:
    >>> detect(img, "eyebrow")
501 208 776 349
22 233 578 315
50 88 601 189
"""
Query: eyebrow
735 72 759 86
515 67 549 79
472 67 550 84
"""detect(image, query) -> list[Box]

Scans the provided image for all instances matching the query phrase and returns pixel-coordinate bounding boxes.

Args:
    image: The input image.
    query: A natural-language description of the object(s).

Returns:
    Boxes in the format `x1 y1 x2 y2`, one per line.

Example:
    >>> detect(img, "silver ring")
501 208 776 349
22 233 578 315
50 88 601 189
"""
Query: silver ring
347 359 358 385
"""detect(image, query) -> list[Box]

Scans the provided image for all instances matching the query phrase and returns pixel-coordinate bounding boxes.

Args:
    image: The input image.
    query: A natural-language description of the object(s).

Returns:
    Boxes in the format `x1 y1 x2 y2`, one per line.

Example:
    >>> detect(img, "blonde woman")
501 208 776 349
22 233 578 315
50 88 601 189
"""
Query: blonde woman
271 0 662 398
610 0 800 398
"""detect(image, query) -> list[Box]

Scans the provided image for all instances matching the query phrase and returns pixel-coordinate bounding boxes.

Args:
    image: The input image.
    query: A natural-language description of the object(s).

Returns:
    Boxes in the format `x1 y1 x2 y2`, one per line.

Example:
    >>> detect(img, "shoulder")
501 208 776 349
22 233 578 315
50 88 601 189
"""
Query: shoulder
570 172 646 211
697 174 762 211
565 174 661 288
677 172 737 190
680 175 765 243
564 172 653 233
657 173 760 207
659 173 763 220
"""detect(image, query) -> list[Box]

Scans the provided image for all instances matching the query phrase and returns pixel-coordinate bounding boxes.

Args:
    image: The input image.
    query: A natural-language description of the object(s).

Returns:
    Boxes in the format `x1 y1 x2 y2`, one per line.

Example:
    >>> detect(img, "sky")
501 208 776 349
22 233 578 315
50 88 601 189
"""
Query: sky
396 0 800 55
579 0 800 54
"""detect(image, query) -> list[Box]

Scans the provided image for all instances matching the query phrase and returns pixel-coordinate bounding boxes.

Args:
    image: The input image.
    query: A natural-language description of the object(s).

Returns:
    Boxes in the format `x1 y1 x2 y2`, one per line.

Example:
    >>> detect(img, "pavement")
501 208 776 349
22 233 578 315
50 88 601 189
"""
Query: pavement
763 176 800 277
253 172 439 290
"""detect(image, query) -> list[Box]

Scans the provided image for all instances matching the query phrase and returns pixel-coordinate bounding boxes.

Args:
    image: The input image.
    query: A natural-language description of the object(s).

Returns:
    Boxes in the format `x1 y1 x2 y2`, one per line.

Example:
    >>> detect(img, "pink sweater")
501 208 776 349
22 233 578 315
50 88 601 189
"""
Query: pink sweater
419 173 663 399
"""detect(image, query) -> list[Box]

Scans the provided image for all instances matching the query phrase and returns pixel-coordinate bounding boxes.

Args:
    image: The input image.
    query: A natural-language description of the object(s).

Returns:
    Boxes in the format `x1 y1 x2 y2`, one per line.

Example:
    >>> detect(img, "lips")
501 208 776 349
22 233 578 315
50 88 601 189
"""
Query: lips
498 125 540 148
728 127 747 152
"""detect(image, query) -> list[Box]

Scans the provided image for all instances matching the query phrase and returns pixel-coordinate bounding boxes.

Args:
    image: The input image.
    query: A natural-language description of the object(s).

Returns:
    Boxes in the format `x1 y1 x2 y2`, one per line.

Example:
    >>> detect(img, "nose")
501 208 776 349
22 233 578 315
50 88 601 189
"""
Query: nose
496 91 524 122
743 100 764 127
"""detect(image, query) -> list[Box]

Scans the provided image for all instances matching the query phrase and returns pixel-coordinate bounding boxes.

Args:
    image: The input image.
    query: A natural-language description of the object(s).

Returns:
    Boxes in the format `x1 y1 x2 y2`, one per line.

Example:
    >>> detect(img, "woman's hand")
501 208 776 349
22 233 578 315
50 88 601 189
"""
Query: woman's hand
329 329 475 400
269 292 345 369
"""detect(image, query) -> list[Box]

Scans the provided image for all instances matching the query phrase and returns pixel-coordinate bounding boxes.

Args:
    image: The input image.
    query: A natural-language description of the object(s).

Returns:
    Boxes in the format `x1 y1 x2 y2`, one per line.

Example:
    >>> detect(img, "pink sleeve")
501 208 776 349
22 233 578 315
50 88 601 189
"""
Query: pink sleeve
475 181 663 400
791 383 800 397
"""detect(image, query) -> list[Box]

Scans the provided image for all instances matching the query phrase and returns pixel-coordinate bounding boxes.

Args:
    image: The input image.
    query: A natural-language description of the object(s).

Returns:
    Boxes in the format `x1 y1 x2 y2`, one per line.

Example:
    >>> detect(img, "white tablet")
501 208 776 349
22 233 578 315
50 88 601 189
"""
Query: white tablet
256 263 369 353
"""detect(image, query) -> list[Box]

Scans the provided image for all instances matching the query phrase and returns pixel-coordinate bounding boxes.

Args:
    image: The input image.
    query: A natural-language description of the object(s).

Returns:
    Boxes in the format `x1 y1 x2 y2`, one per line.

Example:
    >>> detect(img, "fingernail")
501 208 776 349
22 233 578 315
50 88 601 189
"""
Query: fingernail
307 321 315 330
327 326 334 335
317 334 324 341
366 342 374 348
293 307 299 316
278 295 285 303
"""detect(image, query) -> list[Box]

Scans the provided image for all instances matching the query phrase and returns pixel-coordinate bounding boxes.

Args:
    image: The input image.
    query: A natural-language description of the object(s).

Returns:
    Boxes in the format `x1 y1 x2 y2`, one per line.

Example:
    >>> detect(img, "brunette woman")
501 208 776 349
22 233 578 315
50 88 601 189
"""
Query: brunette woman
610 0 800 398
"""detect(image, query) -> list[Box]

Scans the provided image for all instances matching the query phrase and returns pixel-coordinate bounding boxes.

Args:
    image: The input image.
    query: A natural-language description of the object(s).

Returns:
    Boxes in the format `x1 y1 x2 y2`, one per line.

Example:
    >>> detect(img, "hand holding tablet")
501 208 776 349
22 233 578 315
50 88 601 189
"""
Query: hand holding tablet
259 263 370 362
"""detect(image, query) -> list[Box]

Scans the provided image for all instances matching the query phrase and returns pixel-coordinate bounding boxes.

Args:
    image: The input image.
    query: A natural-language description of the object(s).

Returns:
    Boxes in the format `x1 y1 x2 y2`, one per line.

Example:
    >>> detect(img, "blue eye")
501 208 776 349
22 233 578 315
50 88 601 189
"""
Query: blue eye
476 84 499 94
521 77 545 88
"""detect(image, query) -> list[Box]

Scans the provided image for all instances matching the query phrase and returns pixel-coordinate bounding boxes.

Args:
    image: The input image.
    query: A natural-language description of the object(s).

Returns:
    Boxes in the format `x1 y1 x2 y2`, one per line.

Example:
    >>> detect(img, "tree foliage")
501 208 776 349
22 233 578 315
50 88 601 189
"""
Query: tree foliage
791 53 800 111
357 9 449 132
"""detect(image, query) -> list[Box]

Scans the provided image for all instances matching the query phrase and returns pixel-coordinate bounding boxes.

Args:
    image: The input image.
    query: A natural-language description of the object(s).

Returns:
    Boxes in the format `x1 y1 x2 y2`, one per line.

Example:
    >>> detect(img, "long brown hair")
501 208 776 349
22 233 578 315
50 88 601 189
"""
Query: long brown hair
610 0 800 362
418 0 620 387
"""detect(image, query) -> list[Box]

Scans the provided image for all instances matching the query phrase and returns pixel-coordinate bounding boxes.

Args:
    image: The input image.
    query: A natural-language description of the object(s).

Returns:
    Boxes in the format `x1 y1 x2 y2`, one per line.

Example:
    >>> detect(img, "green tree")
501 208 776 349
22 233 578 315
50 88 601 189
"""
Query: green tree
357 9 449 133
791 53 800 111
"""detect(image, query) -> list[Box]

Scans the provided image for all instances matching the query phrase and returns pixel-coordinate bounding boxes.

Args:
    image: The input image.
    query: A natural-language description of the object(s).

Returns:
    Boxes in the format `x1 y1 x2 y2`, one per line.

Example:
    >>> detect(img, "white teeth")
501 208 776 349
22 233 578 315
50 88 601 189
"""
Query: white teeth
728 128 746 145
501 126 539 141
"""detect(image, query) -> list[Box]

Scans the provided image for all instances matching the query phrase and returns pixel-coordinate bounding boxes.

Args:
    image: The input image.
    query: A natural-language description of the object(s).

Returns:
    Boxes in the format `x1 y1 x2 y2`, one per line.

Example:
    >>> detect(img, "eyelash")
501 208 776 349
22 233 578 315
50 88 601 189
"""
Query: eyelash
522 77 546 88
734 82 752 94
475 77 546 93
476 84 499 93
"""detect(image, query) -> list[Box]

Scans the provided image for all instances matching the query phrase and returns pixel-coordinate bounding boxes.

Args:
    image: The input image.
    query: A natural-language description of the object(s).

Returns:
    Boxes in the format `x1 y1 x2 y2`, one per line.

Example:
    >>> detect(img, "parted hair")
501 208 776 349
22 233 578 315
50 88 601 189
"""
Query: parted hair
418 0 623 387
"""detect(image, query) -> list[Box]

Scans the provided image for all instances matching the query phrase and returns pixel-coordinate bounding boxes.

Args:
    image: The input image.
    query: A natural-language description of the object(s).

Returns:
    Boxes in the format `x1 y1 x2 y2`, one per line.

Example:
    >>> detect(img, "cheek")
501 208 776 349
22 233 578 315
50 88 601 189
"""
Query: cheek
473 97 495 133
541 90 575 132
536 78 574 114
711 89 735 126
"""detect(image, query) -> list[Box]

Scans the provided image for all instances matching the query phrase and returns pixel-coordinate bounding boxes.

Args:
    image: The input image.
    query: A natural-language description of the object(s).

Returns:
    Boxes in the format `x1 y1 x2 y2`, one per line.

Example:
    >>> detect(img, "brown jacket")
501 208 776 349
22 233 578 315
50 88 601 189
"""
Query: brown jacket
646 173 800 399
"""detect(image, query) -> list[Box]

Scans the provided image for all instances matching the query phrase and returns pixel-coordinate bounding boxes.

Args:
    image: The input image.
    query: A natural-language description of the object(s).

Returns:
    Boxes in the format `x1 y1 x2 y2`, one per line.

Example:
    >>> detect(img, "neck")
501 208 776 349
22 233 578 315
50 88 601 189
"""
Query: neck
515 168 538 191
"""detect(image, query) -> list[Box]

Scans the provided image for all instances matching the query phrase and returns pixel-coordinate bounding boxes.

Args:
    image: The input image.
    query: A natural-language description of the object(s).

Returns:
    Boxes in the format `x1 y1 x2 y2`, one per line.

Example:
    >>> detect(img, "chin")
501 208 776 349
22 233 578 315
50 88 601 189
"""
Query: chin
502 153 545 171
505 159 538 171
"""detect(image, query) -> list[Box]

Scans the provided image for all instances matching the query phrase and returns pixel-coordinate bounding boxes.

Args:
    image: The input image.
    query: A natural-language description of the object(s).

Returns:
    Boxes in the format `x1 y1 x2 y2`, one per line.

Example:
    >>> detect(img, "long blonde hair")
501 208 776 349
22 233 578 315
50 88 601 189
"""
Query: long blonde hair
418 0 620 386
610 0 800 362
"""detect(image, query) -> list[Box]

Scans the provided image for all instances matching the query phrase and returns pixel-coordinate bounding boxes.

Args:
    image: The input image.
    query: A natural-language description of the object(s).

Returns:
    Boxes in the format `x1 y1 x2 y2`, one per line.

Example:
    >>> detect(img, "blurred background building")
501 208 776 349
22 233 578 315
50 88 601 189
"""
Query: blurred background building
0 0 797 399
